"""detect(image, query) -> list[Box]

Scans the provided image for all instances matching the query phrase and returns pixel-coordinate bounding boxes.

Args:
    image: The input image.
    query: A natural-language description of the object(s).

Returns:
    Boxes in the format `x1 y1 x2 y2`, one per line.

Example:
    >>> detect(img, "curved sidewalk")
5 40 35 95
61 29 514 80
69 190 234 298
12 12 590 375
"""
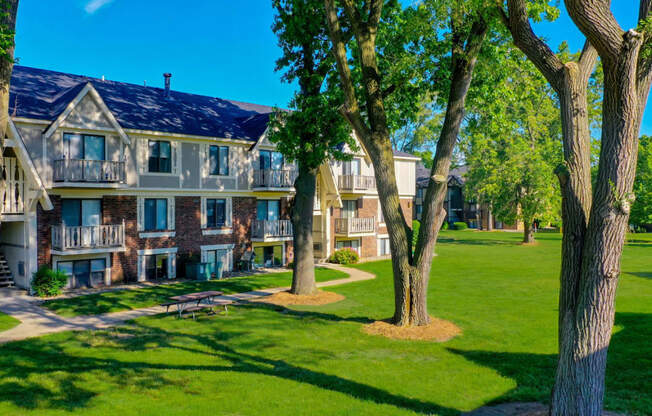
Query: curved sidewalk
0 264 374 344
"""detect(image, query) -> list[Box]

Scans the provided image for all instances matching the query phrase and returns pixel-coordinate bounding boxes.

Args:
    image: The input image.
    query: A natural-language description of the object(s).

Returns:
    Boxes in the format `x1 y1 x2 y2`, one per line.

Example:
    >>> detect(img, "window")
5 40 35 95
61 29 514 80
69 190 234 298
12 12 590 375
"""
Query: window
148 140 171 173
144 198 168 231
63 133 105 161
378 201 384 223
257 200 280 221
209 145 229 176
416 204 423 217
206 199 227 227
260 150 284 170
379 238 390 256
341 200 357 219
417 188 424 199
144 254 168 280
342 158 361 176
205 249 230 275
62 199 101 226
253 245 283 267
57 258 106 288
336 239 360 252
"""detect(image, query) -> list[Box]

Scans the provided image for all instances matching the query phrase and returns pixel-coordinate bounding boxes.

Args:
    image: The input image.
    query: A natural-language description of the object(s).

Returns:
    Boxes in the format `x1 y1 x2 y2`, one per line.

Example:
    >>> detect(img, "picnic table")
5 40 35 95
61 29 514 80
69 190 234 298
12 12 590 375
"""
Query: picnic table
162 291 233 319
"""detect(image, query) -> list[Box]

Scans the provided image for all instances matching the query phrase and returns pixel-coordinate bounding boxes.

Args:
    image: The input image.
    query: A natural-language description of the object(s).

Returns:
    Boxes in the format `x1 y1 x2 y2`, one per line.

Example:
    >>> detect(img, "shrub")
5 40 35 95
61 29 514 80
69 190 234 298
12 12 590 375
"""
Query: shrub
31 266 68 297
441 221 449 230
412 220 420 247
453 222 468 230
328 248 359 265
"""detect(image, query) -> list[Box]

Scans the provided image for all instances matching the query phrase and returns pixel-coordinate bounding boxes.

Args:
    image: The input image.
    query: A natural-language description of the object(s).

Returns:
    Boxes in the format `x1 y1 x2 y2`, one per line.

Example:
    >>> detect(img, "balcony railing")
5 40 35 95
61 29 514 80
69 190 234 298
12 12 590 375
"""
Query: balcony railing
334 217 376 235
251 219 293 240
1 157 24 215
253 169 297 188
52 222 125 251
338 175 376 191
53 159 126 183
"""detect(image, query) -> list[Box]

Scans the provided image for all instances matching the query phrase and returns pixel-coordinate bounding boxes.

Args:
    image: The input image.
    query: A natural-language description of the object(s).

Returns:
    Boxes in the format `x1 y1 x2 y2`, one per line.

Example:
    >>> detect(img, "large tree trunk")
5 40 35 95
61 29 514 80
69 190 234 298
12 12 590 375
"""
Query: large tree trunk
324 0 486 326
522 221 534 243
0 0 18 146
290 162 317 295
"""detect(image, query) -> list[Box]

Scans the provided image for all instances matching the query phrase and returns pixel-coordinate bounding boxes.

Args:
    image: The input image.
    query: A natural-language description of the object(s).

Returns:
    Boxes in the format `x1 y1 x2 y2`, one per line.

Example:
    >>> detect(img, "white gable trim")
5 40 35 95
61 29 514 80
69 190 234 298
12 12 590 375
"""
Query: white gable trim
249 127 270 152
43 82 131 145
7 118 53 211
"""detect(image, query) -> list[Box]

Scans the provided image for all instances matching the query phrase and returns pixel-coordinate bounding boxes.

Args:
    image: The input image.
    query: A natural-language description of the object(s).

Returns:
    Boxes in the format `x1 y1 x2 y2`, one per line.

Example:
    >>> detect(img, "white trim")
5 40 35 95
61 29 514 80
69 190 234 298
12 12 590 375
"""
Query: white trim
43 83 131 145
139 231 176 238
137 247 178 255
123 128 255 145
51 247 126 256
11 117 51 125
202 229 233 236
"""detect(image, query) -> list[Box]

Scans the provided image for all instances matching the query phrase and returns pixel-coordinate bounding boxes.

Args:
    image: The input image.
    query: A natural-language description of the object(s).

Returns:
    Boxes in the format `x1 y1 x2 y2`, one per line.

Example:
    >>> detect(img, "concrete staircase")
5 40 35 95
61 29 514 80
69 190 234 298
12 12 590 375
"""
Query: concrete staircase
0 254 15 288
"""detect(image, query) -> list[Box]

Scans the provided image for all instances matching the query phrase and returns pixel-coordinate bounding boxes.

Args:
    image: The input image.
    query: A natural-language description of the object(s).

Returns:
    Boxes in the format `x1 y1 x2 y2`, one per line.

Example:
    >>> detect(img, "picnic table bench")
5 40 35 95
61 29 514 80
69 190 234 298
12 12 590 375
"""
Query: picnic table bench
161 291 234 319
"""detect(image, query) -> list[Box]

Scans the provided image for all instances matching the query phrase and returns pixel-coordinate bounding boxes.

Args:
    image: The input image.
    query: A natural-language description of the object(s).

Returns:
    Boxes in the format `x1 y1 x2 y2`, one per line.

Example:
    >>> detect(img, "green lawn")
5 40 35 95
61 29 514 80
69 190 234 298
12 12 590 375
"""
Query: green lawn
0 312 19 332
0 231 649 415
43 267 347 317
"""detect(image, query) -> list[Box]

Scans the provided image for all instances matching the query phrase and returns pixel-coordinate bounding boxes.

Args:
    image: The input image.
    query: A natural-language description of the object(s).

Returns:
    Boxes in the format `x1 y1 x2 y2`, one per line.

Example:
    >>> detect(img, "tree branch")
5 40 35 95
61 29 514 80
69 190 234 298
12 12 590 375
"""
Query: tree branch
564 0 624 63
577 40 599 83
640 0 651 24
367 0 383 30
324 0 370 139
505 0 565 92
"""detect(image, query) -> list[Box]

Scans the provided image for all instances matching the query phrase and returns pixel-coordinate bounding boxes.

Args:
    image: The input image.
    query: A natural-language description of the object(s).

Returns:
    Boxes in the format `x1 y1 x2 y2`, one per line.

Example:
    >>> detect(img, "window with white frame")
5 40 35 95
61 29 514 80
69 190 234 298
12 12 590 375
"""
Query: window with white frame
138 196 175 232
378 237 390 256
148 140 172 173
202 244 234 273
336 239 360 253
209 145 229 176
137 248 177 281
201 197 232 230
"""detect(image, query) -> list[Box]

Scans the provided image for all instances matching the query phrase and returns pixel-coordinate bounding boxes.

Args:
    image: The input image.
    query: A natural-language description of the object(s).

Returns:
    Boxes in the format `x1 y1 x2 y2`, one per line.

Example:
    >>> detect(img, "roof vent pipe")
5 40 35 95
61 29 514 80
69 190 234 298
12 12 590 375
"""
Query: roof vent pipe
163 73 172 98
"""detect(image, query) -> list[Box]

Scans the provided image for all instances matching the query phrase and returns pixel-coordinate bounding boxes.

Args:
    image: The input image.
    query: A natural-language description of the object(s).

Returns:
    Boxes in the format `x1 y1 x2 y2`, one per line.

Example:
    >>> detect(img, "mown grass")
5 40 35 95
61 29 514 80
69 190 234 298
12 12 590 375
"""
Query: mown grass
0 231 648 416
43 267 347 317
0 312 19 332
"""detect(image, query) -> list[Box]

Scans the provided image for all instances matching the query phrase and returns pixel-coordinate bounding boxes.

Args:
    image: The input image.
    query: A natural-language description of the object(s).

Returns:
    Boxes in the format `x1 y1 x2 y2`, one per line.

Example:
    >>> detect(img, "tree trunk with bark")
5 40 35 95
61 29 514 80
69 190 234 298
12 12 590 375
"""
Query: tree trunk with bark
0 0 18 147
522 221 534 243
486 208 493 231
324 0 487 326
290 163 318 295
503 0 652 413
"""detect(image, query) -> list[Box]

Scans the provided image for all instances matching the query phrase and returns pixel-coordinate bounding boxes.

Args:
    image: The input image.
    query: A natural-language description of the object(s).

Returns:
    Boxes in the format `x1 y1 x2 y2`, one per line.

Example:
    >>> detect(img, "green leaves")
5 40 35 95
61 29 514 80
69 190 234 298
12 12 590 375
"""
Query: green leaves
631 135 652 227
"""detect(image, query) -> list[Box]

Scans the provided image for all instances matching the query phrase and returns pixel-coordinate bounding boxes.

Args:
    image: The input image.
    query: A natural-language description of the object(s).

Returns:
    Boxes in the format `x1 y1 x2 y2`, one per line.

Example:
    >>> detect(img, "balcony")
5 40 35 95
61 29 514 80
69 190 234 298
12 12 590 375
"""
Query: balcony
53 159 126 185
51 222 126 254
334 217 376 236
0 157 25 217
338 175 376 191
253 169 297 189
251 219 293 242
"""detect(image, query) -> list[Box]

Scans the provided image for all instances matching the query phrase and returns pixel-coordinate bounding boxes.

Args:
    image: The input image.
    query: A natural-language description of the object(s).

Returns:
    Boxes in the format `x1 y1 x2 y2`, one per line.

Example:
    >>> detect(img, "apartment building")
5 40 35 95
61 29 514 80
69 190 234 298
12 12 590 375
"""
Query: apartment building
0 66 417 290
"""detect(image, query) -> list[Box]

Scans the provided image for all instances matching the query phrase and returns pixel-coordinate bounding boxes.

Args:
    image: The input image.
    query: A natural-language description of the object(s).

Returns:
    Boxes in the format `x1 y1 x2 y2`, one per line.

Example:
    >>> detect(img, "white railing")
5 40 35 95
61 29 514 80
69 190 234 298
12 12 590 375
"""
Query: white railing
253 169 297 188
52 221 125 251
251 219 293 239
53 159 126 183
334 217 376 235
0 157 24 215
338 175 376 191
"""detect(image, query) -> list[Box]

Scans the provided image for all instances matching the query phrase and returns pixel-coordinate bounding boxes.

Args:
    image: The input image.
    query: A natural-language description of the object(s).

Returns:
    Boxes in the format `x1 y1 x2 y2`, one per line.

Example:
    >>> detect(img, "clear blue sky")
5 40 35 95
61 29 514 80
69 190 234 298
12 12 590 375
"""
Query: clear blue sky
14 0 651 135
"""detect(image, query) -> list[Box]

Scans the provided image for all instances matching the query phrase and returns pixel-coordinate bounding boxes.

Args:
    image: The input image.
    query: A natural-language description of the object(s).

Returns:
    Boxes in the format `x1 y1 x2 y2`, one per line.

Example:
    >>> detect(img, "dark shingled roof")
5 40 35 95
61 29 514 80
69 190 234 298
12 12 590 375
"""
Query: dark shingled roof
393 150 419 158
9 65 276 142
416 163 468 188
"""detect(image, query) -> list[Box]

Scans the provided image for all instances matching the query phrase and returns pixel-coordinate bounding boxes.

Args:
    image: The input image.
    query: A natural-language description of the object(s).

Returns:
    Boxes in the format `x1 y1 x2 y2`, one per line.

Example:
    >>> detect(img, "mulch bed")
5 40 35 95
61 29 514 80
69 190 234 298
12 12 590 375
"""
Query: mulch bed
257 290 345 306
362 316 461 342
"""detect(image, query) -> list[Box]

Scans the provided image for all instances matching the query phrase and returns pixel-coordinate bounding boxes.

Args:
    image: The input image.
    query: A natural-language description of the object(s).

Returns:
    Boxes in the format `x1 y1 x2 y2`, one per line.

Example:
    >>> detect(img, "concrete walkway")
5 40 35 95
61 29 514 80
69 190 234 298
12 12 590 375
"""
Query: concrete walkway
0 264 374 344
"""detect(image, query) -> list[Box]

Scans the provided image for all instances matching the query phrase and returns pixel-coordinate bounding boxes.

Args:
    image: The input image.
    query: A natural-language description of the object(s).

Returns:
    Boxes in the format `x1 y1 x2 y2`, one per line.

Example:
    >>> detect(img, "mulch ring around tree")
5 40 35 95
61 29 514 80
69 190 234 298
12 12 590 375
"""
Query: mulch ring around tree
362 316 462 342
461 402 625 415
257 290 346 306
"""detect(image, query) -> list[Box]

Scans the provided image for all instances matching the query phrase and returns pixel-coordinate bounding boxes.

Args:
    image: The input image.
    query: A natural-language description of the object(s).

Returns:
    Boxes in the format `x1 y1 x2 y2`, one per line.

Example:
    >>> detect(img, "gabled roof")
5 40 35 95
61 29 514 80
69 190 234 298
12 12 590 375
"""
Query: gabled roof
416 163 469 188
9 65 276 142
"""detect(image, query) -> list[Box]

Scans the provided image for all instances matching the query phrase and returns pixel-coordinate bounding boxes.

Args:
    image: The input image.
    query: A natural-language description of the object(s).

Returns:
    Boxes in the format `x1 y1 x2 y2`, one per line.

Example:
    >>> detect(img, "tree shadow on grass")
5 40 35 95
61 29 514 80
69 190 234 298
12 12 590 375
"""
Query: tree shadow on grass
447 312 651 415
0 310 456 415
624 271 652 279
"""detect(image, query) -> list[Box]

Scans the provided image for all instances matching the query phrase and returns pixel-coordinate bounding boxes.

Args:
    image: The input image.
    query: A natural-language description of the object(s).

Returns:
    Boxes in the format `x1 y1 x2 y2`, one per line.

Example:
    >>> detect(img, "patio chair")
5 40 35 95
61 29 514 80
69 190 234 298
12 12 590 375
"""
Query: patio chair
238 251 255 272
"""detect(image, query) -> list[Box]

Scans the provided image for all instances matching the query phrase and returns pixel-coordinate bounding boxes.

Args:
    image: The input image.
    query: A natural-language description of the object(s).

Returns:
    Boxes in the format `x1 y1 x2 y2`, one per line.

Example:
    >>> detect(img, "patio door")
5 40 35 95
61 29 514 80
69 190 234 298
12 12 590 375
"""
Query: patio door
341 200 356 219
57 258 106 289
342 158 361 176
257 200 280 221
253 245 283 267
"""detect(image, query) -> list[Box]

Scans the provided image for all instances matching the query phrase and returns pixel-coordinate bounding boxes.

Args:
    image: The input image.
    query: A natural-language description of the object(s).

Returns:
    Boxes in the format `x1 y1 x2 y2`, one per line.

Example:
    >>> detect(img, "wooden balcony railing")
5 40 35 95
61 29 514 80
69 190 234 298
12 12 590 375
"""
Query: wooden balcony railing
53 159 126 183
253 169 297 188
251 219 293 239
52 222 125 251
338 175 376 191
0 157 24 215
334 217 376 235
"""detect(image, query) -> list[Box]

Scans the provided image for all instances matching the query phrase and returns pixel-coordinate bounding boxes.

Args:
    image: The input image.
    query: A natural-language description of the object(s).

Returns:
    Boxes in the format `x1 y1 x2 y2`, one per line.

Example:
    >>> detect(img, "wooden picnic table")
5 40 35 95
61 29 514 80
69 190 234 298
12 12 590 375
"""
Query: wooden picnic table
167 291 227 319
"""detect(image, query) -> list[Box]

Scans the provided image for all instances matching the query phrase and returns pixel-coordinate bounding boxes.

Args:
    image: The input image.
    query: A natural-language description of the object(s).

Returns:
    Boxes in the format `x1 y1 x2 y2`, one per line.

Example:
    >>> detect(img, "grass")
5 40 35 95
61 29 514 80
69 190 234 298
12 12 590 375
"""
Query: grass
43 267 347 317
0 312 19 332
0 231 648 415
